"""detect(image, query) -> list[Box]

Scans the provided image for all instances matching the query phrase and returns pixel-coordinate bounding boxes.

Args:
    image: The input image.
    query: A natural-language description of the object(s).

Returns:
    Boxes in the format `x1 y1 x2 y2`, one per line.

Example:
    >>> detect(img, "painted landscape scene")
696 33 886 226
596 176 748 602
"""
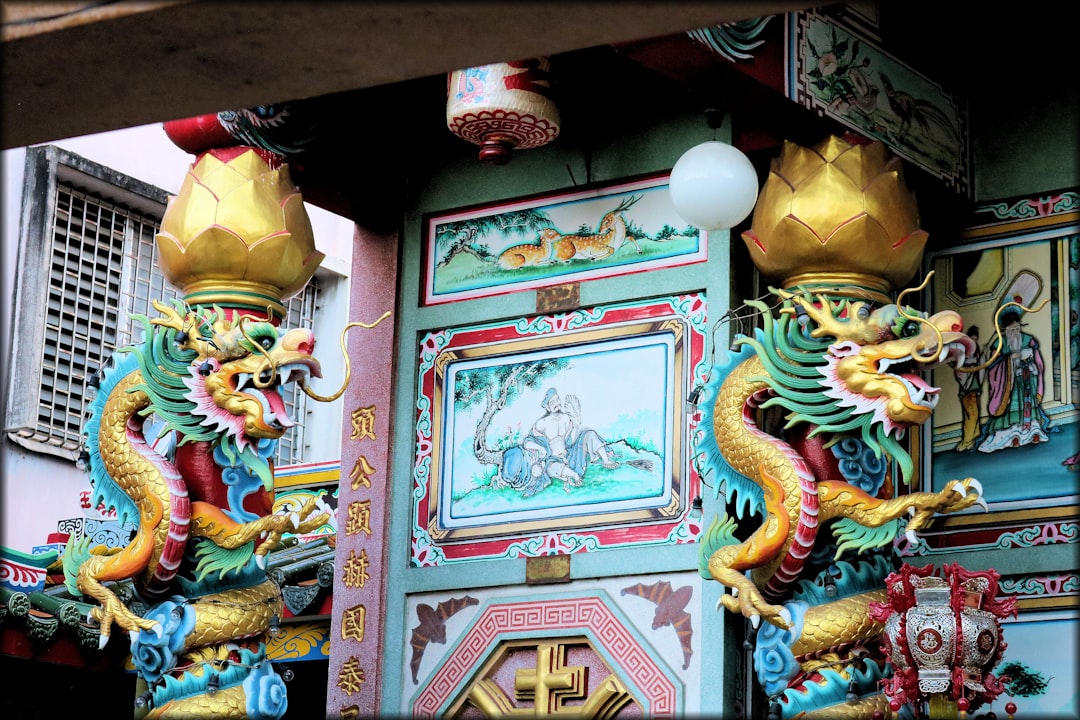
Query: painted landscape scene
439 334 676 528
424 177 703 304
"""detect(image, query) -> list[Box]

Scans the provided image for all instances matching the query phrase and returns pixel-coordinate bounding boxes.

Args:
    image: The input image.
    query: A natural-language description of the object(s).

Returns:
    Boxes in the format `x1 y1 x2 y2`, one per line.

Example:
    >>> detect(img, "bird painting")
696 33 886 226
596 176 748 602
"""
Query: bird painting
621 580 694 670
879 73 959 143
408 594 480 684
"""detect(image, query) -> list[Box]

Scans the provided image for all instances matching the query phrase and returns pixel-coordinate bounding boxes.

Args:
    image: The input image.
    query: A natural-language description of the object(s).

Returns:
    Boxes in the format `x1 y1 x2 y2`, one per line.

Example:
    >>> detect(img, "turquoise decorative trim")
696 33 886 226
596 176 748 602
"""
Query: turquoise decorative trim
897 521 1079 558
999 573 1080 597
976 191 1079 221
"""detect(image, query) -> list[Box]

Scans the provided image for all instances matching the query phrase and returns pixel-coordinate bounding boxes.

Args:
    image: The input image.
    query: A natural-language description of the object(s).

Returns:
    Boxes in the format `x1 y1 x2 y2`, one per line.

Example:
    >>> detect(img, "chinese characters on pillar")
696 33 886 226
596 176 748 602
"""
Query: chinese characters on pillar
350 455 375 490
345 499 372 536
337 656 365 695
350 405 376 441
337 403 380 714
341 604 366 642
341 548 370 589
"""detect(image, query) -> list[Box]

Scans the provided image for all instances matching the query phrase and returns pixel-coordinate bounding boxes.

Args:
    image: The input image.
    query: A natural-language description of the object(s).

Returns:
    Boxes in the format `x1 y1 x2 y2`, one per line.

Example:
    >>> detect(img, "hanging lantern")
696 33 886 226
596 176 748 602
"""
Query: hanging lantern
446 57 561 165
869 563 1018 718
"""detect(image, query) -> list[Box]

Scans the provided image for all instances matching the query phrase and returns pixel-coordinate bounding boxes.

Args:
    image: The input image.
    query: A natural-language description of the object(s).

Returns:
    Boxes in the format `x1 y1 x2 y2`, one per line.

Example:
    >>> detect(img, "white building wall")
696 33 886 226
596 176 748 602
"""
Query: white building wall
1 123 353 554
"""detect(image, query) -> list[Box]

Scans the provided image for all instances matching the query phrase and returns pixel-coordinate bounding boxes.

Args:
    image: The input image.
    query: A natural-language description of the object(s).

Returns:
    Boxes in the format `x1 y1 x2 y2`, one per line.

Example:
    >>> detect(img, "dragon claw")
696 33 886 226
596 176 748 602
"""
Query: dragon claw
99 633 110 650
975 496 989 512
255 553 267 570
779 607 793 628
906 528 919 545
952 483 968 498
749 613 761 630
731 587 740 598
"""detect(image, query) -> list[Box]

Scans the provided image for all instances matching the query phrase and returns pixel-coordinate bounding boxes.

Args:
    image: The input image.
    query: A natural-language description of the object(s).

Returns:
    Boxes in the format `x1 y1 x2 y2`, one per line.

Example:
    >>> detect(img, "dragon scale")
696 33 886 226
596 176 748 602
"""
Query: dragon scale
97 371 190 596
712 356 820 599
67 301 329 718
697 290 985 718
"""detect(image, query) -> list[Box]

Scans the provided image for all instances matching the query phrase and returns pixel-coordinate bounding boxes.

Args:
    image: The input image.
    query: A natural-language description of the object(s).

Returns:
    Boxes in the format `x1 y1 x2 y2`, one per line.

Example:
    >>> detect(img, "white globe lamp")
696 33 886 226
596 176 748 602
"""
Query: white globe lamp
669 140 759 232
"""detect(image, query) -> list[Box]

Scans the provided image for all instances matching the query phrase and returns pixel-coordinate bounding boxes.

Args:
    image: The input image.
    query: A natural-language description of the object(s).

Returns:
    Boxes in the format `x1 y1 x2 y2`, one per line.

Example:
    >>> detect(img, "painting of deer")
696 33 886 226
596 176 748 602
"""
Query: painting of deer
496 194 643 269
424 176 705 305
548 195 642 261
496 228 568 269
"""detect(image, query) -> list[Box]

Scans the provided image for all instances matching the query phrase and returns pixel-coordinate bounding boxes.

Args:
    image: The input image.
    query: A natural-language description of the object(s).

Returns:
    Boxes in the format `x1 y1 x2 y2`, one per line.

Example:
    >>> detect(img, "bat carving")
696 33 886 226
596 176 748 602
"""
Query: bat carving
409 594 479 684
621 580 694 670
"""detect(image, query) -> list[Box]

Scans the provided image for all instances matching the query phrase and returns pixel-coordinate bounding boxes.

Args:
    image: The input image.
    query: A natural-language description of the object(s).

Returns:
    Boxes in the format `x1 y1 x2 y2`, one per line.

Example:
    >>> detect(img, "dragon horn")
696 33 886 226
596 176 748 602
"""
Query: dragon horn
775 288 849 339
149 299 187 332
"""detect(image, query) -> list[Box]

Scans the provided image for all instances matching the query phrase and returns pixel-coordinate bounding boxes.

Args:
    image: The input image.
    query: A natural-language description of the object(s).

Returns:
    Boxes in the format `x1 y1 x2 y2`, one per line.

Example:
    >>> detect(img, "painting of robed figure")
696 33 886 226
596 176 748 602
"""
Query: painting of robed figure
926 227 1079 512
411 295 706 566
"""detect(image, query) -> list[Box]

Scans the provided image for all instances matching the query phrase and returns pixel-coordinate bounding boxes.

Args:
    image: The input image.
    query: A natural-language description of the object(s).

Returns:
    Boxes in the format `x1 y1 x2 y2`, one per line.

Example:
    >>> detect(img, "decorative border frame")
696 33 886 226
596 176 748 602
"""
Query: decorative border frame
411 295 707 566
421 173 705 305
409 593 681 719
786 10 969 192
921 199 1079 527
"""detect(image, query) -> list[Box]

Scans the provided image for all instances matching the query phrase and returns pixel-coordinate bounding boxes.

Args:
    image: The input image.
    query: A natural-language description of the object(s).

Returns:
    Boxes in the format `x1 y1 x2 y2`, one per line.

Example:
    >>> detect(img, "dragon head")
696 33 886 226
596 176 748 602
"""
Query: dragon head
782 290 976 431
149 300 322 447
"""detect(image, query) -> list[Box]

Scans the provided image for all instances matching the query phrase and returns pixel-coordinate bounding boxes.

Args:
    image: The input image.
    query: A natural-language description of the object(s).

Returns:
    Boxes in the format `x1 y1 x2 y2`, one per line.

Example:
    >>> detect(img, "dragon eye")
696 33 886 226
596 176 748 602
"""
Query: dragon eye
856 305 870 320
901 321 920 338
258 336 275 350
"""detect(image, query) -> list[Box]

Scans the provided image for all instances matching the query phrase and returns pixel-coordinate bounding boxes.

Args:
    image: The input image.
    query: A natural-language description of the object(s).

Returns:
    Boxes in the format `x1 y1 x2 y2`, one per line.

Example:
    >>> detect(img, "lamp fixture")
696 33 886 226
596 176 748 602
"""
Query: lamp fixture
669 108 759 232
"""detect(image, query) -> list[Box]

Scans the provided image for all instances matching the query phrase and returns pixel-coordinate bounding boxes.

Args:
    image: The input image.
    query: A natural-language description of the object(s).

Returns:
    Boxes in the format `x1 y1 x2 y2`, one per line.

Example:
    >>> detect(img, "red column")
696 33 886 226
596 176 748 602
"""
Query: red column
325 224 399 718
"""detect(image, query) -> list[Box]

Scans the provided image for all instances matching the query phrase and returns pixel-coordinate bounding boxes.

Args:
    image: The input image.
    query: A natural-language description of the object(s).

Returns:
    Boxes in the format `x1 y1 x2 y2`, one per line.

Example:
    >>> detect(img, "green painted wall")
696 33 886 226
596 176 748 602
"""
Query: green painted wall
381 98 746 714
973 84 1079 200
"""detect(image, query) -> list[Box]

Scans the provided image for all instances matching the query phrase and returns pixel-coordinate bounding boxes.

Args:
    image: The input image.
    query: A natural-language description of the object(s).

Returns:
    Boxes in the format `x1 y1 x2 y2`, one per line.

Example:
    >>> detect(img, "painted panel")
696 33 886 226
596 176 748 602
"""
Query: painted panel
924 219 1079 519
996 610 1079 718
787 10 968 192
411 295 707 565
266 621 332 663
421 174 705 305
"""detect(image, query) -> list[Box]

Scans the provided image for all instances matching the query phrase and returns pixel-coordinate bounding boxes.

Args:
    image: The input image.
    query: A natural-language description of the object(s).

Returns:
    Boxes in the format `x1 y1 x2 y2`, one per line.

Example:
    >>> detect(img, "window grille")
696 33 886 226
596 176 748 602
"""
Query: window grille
276 278 321 466
35 184 177 452
8 146 320 468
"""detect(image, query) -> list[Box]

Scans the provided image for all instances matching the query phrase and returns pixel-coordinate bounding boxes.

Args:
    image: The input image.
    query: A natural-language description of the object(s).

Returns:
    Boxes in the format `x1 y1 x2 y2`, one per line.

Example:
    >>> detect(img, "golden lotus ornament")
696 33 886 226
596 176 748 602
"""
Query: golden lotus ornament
741 135 928 301
156 147 325 318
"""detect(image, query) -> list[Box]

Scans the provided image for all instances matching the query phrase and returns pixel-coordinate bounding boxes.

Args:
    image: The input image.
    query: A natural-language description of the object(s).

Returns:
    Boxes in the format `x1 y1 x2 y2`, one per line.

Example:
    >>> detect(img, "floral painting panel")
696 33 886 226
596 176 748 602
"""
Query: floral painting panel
789 11 968 191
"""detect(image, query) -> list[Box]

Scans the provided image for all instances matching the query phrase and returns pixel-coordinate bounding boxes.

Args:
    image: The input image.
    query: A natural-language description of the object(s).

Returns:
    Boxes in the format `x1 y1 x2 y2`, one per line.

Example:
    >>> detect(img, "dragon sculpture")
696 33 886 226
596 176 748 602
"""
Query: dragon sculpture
695 136 990 718
62 147 342 718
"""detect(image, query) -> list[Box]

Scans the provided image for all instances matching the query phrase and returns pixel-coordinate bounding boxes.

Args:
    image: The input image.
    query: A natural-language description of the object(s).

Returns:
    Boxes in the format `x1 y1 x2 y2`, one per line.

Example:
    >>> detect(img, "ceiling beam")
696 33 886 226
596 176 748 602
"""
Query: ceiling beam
1 1 816 149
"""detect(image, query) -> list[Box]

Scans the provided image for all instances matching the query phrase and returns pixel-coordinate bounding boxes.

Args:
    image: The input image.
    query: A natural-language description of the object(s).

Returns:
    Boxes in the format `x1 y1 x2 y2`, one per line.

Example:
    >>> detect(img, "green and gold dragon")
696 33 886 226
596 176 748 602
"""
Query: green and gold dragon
64 299 328 718
694 135 991 719
696 288 985 718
